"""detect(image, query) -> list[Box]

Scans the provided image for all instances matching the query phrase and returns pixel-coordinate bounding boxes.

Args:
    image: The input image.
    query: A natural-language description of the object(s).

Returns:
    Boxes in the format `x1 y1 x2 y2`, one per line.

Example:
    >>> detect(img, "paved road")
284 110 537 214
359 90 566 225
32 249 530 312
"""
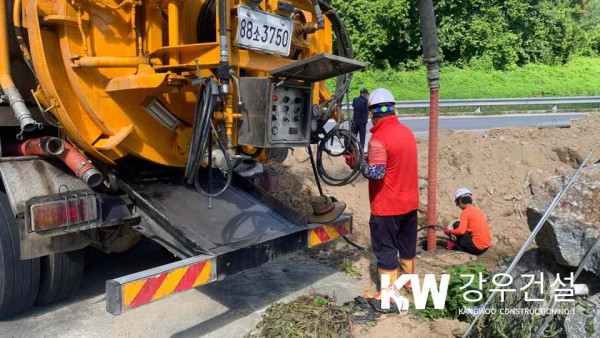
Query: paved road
325 112 587 150
0 239 360 338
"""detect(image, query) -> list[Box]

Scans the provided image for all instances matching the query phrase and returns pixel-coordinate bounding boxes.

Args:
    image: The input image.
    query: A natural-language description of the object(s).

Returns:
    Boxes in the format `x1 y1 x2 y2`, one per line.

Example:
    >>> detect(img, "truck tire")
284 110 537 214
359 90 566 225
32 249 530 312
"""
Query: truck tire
0 191 41 319
35 249 85 306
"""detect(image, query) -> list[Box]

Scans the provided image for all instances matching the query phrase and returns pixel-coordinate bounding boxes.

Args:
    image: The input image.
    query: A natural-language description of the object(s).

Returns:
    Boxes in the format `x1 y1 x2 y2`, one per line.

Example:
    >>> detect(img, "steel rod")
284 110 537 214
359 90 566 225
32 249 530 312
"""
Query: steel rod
534 233 600 338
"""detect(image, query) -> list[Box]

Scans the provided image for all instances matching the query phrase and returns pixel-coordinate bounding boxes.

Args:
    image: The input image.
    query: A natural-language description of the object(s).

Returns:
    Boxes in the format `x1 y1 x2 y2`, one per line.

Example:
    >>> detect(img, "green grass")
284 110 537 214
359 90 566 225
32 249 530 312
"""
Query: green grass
331 57 600 101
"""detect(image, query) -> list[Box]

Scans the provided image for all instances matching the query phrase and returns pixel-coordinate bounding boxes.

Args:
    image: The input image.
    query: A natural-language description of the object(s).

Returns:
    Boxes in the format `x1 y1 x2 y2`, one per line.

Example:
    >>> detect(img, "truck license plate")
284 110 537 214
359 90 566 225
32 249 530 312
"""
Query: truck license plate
236 6 293 57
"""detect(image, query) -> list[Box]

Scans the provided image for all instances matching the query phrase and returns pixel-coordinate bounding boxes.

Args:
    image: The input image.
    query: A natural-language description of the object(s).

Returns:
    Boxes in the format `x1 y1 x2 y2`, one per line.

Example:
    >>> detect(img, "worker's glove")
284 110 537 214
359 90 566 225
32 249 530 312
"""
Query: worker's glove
343 147 357 168
446 242 456 250
443 227 451 236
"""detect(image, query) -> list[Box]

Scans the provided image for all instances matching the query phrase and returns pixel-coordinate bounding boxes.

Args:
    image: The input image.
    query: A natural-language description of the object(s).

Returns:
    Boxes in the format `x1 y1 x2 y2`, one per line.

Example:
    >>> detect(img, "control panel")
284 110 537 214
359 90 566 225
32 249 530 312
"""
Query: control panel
237 77 312 148
269 86 311 143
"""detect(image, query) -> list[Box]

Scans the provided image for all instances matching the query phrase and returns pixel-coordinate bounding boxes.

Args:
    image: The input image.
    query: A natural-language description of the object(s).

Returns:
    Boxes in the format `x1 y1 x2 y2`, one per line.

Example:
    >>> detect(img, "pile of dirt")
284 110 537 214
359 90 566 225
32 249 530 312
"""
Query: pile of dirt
280 114 600 262
265 161 317 216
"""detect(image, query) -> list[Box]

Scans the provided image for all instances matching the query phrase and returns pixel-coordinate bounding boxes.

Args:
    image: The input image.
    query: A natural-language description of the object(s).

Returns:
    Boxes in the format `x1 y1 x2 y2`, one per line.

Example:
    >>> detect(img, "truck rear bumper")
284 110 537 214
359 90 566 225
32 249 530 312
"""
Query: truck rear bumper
106 214 352 315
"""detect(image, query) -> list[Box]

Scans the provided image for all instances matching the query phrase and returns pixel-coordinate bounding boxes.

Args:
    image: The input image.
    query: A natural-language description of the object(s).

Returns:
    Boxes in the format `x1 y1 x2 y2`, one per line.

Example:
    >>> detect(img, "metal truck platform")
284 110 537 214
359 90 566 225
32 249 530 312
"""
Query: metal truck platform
107 175 352 315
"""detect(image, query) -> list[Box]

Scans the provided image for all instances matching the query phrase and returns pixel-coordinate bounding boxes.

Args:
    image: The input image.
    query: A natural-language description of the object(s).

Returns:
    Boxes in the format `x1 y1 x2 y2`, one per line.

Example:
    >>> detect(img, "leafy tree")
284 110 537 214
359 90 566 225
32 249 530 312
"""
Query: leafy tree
328 0 588 70
328 0 414 68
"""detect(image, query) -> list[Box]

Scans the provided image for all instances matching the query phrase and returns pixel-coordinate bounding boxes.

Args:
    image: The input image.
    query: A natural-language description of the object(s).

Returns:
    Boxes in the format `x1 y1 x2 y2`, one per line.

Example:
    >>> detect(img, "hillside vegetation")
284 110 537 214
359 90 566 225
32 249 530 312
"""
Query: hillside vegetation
334 57 600 100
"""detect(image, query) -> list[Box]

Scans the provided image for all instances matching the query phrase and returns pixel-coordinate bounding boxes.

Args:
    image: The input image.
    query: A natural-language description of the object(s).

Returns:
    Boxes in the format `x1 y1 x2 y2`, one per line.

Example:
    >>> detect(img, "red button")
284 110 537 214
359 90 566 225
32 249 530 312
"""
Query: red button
273 95 279 102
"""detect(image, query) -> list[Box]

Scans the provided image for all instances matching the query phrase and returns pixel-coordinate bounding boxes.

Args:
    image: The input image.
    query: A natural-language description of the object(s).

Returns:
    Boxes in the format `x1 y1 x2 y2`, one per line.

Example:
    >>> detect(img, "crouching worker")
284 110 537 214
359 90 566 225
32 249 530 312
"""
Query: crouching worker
344 88 419 313
444 188 492 255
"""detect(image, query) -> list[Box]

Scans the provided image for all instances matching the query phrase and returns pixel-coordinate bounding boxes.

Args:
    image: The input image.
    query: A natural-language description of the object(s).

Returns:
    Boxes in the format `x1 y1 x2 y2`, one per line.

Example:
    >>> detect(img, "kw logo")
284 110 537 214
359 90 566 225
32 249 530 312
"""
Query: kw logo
381 274 451 312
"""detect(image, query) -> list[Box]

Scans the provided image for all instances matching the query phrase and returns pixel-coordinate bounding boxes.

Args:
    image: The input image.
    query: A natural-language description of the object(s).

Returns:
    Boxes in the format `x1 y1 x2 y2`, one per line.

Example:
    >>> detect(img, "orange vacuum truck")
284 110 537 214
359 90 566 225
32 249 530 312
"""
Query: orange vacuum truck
0 0 370 317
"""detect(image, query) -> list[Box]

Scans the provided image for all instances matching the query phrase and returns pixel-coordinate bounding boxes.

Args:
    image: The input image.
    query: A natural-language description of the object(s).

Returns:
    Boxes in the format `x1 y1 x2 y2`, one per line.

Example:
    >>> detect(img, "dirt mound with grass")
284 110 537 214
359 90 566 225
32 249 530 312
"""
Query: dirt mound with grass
248 294 353 337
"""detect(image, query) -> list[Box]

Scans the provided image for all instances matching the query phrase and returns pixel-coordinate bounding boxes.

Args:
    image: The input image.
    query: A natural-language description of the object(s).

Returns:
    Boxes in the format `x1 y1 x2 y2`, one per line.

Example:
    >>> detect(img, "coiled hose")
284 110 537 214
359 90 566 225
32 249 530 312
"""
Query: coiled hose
185 78 232 197
315 127 363 186
316 0 353 123
312 0 363 187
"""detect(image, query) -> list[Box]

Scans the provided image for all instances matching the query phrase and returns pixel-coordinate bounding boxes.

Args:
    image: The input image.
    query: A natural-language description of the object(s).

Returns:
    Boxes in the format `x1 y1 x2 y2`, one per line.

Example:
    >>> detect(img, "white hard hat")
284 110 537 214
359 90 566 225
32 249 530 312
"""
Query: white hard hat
368 88 395 108
454 188 472 200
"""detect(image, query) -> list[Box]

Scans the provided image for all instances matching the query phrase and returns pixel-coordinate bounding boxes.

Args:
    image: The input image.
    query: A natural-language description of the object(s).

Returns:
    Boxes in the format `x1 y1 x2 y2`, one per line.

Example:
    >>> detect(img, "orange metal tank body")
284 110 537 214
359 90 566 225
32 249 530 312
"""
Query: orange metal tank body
6 0 333 166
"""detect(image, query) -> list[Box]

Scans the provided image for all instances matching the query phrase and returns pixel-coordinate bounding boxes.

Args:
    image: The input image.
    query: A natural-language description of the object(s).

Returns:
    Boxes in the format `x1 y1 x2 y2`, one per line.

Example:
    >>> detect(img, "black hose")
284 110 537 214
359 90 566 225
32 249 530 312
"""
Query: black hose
194 120 232 197
197 0 216 43
311 0 325 29
343 236 366 250
316 127 363 186
316 0 353 124
217 0 231 83
310 1 362 187
185 81 214 181
307 146 324 196
417 0 441 89
185 78 232 197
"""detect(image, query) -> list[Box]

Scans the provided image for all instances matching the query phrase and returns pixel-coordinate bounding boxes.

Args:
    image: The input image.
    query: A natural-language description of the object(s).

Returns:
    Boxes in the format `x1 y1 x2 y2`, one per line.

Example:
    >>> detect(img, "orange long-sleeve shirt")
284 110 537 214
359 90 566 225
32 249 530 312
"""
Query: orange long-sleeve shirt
451 205 492 250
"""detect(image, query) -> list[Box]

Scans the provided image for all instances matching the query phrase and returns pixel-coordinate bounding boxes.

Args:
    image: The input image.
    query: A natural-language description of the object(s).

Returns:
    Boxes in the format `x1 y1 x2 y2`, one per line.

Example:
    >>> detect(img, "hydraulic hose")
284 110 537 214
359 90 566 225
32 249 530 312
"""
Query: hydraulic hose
316 127 363 186
311 0 325 29
311 1 362 187
7 137 104 187
418 0 441 251
185 79 232 197
316 0 353 124
217 0 231 85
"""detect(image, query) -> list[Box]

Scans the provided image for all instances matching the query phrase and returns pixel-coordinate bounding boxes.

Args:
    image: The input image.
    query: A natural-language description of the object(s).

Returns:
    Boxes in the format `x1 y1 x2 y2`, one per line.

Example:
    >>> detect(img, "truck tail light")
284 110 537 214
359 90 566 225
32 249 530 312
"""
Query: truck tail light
28 194 99 232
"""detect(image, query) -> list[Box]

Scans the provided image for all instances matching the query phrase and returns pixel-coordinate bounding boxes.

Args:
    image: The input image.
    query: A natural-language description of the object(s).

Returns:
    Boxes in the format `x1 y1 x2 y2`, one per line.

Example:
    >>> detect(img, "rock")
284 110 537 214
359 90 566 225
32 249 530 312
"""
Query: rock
528 170 547 195
563 293 600 338
478 249 600 337
418 179 428 189
527 163 600 276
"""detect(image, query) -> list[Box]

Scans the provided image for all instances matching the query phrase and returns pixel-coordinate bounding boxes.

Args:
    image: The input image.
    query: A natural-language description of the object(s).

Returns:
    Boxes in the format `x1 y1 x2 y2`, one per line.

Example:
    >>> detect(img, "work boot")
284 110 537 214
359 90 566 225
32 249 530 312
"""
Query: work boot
354 267 399 313
398 258 415 290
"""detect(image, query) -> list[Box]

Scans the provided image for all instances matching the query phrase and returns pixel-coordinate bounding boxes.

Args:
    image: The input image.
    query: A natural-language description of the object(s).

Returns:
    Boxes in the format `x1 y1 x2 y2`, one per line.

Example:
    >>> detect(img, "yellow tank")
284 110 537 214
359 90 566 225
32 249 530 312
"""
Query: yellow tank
3 0 336 167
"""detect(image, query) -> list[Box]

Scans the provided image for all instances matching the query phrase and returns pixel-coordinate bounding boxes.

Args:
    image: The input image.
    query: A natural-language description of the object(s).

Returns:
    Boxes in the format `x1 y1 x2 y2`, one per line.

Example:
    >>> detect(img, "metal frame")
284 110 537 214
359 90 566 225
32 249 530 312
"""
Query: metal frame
105 214 353 315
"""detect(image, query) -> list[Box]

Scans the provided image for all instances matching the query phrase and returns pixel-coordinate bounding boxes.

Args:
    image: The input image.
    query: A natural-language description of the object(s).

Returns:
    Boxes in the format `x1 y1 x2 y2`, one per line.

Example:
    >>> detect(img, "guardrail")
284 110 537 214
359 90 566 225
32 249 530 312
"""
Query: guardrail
343 95 600 112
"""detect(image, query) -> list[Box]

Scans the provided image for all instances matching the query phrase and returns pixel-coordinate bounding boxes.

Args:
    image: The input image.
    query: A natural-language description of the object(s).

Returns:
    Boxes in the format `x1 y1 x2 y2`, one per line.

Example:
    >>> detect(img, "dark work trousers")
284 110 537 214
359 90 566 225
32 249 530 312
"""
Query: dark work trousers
369 210 418 270
455 232 487 255
354 122 367 151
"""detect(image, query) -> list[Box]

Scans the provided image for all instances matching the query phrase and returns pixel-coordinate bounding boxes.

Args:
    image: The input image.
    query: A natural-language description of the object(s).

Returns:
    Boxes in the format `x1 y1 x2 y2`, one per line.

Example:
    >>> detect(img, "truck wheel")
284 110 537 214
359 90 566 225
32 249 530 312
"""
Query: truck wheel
35 250 85 306
0 191 41 319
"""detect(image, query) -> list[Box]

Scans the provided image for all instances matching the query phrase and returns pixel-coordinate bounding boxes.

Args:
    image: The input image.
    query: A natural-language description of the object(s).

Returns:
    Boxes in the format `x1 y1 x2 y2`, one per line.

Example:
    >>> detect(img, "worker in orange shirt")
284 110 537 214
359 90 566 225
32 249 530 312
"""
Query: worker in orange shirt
444 188 492 255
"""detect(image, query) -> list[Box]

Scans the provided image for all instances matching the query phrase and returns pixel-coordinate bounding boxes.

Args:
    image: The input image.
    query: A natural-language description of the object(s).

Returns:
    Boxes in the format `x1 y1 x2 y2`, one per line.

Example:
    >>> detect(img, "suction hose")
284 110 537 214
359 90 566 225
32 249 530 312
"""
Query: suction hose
418 0 441 251
0 0 39 137
7 137 104 188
